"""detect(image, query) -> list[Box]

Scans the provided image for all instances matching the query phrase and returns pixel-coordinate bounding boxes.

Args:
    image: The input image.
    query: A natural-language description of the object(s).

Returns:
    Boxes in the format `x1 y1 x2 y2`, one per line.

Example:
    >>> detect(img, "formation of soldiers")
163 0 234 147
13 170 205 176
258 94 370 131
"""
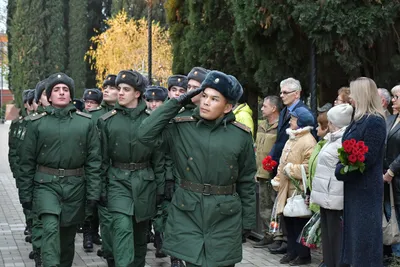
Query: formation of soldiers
8 67 257 267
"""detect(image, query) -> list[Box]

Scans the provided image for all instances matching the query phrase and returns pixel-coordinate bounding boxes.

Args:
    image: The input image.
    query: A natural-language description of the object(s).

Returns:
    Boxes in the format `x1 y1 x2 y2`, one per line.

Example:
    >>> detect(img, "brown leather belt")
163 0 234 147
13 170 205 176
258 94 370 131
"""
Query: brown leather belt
112 161 150 171
37 165 84 177
180 180 236 195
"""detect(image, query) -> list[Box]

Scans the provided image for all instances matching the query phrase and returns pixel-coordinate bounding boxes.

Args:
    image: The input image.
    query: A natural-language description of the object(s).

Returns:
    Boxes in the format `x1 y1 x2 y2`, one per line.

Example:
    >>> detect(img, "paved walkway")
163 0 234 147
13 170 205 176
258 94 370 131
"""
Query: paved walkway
0 123 321 266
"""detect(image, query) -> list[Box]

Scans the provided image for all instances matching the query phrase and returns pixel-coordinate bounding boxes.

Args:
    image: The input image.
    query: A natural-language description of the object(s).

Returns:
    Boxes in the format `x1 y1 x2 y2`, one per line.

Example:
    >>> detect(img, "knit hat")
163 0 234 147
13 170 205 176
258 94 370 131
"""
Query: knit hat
167 75 188 91
83 88 103 104
115 70 148 93
45 73 75 101
187 67 209 84
34 79 47 103
103 74 117 88
144 86 168 101
290 107 315 128
327 103 353 128
200 71 243 104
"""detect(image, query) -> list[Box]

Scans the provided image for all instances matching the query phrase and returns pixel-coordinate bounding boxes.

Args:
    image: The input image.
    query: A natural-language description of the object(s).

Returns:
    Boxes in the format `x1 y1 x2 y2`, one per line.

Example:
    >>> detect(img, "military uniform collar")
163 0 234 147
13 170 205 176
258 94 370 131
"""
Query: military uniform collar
87 106 103 112
101 101 114 111
48 104 76 117
192 108 236 129
114 100 147 116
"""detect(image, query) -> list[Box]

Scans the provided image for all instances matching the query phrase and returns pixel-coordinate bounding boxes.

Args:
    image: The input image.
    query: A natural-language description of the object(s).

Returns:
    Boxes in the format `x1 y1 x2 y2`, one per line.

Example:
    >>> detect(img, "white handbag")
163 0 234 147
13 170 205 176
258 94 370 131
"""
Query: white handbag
383 182 400 245
283 165 312 218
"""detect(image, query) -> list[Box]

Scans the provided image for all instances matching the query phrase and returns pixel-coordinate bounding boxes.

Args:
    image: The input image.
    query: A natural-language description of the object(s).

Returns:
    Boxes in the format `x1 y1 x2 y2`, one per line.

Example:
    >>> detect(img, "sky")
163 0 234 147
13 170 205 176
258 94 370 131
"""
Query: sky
0 0 6 33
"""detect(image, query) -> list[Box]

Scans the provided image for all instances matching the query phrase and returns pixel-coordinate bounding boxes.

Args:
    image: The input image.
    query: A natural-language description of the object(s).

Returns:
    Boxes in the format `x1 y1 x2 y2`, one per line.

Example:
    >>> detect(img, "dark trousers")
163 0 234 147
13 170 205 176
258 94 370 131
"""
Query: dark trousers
284 216 310 259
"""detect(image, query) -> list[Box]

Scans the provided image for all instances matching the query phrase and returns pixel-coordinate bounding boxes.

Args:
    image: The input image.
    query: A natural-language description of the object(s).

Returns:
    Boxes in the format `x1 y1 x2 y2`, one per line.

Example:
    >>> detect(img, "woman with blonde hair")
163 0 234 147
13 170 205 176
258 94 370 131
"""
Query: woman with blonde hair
335 77 386 267
334 87 351 106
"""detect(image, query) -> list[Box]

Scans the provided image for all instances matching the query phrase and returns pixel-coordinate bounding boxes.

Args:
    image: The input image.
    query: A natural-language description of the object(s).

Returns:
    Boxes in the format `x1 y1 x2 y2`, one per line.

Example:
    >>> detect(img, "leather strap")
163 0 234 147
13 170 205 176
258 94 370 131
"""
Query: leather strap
37 165 84 177
112 161 150 171
180 180 236 195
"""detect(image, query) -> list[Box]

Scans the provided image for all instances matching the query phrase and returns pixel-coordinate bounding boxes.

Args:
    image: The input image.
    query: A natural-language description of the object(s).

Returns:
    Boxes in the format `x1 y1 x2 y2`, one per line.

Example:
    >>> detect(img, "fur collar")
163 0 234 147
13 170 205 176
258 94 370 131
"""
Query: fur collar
286 126 314 139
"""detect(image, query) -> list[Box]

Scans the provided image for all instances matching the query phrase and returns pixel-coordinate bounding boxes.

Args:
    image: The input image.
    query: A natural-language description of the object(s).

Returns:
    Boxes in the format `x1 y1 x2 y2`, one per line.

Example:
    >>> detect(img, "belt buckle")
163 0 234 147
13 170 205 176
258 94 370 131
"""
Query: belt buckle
203 184 211 196
58 168 65 178
129 163 137 170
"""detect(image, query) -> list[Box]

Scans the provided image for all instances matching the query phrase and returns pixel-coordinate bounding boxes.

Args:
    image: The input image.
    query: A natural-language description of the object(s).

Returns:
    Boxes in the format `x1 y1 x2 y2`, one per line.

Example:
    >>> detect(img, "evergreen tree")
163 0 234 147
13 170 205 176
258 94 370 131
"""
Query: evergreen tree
67 0 89 97
6 0 15 91
44 0 67 74
112 0 166 24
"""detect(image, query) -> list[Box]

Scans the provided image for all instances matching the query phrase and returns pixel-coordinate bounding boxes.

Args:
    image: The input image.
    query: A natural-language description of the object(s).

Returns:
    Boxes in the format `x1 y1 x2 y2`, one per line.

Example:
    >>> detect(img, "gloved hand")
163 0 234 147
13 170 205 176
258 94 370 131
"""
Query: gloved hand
164 180 175 201
176 87 203 106
22 202 33 210
156 194 165 206
98 195 107 207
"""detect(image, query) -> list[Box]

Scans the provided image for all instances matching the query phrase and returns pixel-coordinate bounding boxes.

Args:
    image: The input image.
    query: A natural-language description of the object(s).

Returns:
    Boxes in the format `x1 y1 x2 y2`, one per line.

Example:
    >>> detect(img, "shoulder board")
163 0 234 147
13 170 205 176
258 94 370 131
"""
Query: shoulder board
100 109 117 121
178 107 186 113
88 106 102 112
27 112 47 121
172 116 196 123
76 110 92 119
231 121 251 133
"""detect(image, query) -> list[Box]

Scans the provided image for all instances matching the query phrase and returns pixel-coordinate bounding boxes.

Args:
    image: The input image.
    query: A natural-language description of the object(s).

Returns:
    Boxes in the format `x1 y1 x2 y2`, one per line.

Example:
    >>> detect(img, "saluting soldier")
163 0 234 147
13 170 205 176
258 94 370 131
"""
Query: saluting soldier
137 71 257 267
97 70 165 267
184 67 208 112
18 73 102 267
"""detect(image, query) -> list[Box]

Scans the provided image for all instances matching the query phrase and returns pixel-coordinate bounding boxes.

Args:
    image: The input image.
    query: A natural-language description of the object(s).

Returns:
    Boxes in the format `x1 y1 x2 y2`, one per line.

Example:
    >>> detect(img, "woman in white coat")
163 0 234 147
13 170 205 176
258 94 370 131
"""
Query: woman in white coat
310 104 353 267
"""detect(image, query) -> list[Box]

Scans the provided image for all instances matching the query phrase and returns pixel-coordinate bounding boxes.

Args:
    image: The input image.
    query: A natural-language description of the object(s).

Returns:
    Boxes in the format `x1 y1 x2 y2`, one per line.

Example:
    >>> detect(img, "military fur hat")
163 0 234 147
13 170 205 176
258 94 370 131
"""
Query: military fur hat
167 75 188 91
34 79 48 103
200 71 243 104
27 89 35 105
72 98 84 111
187 67 209 84
103 74 117 88
144 86 168 101
228 75 244 103
116 70 148 93
45 73 75 101
83 88 103 104
22 90 30 103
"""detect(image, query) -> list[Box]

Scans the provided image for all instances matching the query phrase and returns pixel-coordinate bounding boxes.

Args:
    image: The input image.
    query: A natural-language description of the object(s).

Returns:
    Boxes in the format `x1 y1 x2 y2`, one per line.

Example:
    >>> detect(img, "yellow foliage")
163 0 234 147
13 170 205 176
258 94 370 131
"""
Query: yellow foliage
85 10 173 87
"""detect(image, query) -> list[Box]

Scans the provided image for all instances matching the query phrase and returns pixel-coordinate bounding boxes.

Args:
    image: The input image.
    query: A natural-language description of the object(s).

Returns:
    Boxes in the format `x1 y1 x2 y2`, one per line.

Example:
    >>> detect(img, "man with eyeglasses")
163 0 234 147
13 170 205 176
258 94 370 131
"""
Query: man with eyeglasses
267 77 315 254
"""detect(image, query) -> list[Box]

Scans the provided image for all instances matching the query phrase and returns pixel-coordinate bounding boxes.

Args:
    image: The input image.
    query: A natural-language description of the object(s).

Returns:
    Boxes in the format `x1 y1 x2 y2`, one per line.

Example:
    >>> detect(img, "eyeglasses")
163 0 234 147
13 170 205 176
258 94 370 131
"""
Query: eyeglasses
280 90 297 95
393 95 400 100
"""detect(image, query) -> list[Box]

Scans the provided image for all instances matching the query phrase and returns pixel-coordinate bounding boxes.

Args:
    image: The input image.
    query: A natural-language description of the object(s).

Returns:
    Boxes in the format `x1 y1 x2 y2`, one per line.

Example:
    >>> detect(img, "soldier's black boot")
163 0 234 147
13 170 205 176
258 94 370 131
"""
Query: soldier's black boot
29 250 35 259
25 235 32 243
154 231 167 258
83 222 93 252
24 219 32 235
171 257 185 267
106 257 115 267
76 224 83 233
97 248 104 257
34 250 42 267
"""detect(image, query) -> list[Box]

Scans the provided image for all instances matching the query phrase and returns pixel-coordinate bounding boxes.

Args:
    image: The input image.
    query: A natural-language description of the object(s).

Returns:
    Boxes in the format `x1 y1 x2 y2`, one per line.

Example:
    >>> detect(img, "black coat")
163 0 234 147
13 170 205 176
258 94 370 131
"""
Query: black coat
335 114 386 267
384 115 400 205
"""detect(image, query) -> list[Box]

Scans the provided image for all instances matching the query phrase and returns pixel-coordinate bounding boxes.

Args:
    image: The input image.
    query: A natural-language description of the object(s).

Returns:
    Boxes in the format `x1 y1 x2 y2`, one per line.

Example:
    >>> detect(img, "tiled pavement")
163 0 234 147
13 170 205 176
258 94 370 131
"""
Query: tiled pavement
0 123 322 266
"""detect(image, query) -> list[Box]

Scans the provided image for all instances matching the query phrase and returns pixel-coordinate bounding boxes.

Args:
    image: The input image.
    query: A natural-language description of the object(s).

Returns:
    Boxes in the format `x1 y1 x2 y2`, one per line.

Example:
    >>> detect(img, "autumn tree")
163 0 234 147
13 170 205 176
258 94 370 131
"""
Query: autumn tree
86 10 173 86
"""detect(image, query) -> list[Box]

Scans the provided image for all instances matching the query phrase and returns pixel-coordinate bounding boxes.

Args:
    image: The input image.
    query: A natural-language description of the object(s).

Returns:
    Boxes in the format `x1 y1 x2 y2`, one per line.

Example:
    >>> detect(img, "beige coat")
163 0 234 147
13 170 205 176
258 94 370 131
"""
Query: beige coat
255 120 278 179
271 126 316 214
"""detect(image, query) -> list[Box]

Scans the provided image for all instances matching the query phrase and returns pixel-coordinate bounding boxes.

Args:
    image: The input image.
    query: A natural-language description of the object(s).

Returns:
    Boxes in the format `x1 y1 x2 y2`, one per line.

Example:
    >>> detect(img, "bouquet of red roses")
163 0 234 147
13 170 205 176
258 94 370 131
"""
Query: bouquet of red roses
338 138 368 174
262 155 278 172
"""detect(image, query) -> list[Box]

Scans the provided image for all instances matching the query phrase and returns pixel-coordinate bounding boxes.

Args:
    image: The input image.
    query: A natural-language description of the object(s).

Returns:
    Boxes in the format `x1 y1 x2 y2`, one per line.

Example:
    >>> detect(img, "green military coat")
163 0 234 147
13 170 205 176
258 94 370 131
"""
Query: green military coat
85 106 106 121
8 113 25 178
138 99 257 267
18 104 101 226
97 100 165 222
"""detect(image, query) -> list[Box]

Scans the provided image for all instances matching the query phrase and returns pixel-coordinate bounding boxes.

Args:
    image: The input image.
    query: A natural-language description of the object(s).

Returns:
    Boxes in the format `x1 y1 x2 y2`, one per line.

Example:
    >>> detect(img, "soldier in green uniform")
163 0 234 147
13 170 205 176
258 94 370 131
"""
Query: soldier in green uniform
97 70 165 267
96 75 118 265
81 88 104 251
138 70 257 267
167 75 188 99
184 67 208 111
101 74 119 112
18 72 102 267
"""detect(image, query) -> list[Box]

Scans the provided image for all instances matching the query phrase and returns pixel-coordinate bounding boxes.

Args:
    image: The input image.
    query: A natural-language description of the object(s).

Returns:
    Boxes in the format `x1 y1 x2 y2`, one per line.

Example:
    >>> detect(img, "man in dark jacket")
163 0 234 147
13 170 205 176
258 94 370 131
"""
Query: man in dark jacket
18 73 102 267
138 71 256 267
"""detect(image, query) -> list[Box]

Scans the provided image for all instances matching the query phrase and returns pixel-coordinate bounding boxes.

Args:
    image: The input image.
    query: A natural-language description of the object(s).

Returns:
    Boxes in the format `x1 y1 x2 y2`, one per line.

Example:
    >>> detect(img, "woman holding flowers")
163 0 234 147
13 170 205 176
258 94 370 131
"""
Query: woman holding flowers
335 77 386 267
310 104 353 267
271 107 316 265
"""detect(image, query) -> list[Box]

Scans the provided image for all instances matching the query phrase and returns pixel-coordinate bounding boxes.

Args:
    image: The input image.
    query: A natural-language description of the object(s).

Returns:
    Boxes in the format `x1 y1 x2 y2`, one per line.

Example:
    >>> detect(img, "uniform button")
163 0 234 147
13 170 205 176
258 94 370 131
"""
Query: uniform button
231 176 234 179
230 209 233 212
189 157 193 161
44 145 47 147
41 153 44 155
186 167 190 171
125 172 129 175
181 204 185 207
230 165 233 169
40 179 43 183
116 143 118 146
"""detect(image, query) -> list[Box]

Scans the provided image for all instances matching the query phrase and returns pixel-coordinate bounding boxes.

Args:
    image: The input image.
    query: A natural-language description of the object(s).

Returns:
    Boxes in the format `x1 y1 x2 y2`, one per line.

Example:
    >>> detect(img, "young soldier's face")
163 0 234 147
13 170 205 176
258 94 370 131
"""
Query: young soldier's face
85 100 99 110
118 83 141 108
103 85 119 104
146 100 163 111
40 90 50 107
49 83 71 108
200 88 232 121
188 79 202 105
168 86 186 99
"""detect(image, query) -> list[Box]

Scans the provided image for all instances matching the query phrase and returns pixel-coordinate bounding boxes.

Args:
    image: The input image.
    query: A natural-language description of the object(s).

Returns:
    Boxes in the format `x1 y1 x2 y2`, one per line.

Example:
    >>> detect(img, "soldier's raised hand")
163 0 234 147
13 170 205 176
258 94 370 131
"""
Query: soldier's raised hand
176 87 203 106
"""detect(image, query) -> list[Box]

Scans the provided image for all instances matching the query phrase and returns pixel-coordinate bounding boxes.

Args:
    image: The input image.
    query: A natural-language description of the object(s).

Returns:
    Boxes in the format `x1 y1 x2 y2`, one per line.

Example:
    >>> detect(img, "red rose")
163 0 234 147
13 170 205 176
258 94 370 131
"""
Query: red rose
357 141 365 148
349 139 356 146
363 146 369 153
352 147 359 155
271 160 278 167
348 154 357 164
357 154 365 162
343 140 350 147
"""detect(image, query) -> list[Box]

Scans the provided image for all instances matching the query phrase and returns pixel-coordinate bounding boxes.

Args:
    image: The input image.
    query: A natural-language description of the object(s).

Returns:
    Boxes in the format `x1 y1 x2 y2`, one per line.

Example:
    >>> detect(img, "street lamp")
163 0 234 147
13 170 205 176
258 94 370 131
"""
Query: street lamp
147 0 152 85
